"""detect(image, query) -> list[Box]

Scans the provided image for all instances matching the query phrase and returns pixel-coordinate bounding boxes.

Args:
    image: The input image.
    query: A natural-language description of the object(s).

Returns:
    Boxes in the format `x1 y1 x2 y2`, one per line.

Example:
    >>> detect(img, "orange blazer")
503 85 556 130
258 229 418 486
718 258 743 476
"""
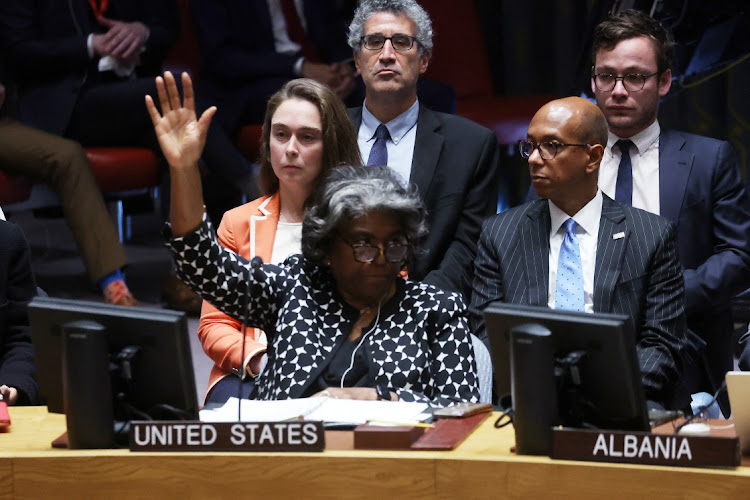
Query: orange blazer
198 193 280 400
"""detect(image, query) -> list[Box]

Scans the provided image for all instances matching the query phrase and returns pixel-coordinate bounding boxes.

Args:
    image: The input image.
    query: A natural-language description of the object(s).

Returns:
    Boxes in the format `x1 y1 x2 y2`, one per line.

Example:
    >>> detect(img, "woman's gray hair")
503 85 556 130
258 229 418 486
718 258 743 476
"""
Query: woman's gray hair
302 165 428 265
347 0 433 54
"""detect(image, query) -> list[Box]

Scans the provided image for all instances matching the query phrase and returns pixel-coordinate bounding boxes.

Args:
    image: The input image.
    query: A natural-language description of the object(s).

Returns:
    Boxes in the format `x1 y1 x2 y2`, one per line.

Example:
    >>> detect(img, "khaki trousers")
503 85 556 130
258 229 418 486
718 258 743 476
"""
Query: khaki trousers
0 118 127 283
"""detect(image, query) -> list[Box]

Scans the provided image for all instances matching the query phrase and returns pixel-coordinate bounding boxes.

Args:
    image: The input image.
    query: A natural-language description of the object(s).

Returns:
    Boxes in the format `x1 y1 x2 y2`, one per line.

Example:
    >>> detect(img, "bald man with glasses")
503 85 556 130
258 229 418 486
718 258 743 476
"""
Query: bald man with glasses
471 97 688 411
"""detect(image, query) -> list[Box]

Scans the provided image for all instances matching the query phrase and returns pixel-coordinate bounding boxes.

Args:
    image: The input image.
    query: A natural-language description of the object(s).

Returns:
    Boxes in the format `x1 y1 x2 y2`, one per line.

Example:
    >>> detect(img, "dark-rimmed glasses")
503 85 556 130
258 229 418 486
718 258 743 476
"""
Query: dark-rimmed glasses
592 72 658 92
518 141 592 160
341 238 410 264
360 34 418 52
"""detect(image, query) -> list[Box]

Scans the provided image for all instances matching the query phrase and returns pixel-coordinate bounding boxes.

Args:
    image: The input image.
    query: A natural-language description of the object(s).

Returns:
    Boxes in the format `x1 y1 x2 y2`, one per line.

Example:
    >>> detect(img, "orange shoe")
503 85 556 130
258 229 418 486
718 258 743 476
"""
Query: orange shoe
103 280 139 307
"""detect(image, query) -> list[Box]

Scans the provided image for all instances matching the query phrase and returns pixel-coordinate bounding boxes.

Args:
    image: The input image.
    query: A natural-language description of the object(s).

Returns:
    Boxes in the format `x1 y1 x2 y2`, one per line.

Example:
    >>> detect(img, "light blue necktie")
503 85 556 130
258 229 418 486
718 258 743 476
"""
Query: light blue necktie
555 218 584 312
366 124 390 166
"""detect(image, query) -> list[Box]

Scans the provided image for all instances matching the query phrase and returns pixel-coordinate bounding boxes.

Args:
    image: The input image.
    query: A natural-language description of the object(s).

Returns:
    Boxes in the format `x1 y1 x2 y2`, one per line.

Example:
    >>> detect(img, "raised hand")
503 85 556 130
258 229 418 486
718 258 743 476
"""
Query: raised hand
144 71 216 171
145 71 212 236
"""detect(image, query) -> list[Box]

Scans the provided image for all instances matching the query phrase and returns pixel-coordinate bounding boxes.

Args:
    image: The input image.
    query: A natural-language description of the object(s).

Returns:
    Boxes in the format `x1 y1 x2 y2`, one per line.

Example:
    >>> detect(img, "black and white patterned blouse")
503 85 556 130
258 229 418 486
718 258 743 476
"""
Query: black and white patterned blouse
165 217 479 407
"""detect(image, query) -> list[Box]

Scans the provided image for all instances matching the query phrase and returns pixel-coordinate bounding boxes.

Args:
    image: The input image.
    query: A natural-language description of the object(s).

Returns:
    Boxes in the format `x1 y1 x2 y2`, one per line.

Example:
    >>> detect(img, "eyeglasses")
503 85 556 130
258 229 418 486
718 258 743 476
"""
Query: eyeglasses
518 140 592 160
360 34 418 52
592 72 658 92
341 238 410 264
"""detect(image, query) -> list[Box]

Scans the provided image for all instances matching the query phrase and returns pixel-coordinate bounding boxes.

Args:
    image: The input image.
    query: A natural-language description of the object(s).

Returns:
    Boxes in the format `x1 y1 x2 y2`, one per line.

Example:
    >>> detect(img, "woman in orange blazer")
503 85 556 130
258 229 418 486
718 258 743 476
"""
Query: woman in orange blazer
199 79 361 404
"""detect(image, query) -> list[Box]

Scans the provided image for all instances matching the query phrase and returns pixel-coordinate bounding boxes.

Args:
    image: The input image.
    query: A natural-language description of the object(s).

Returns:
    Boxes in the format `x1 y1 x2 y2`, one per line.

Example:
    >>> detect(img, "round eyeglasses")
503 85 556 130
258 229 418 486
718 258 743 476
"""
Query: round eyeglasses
518 140 592 160
592 72 658 92
342 239 410 264
360 34 418 52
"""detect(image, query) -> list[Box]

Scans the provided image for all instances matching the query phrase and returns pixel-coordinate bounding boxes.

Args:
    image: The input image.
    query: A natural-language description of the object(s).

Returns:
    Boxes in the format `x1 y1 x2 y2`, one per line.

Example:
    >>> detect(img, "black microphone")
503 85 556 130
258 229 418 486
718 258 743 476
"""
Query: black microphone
250 256 266 281
237 255 264 421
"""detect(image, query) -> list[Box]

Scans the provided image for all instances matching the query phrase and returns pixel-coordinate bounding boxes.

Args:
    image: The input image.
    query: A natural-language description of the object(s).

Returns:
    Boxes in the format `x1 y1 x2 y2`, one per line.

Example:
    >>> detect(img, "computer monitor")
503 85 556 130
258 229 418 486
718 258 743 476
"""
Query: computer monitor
28 296 198 419
483 302 649 431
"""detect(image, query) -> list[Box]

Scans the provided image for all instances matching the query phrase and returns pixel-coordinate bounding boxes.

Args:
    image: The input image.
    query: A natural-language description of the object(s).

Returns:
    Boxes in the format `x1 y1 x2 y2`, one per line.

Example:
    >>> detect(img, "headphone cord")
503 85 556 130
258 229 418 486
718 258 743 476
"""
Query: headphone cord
340 300 383 389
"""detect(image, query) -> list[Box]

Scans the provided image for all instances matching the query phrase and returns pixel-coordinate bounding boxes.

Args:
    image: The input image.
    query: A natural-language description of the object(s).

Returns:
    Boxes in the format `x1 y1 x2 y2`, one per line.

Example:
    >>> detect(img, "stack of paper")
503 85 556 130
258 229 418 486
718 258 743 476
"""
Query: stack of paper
199 397 430 427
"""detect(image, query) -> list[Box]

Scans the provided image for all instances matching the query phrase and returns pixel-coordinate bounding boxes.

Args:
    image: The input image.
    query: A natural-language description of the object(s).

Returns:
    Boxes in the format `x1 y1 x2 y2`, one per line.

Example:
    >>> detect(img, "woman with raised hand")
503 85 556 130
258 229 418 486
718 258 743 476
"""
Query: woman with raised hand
146 72 478 406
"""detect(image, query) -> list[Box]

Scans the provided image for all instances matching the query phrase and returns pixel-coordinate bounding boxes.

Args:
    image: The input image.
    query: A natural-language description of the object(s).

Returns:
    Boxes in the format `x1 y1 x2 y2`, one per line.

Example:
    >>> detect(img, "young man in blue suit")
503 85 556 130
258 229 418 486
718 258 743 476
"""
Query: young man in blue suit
590 10 750 414
471 96 687 410
346 0 500 302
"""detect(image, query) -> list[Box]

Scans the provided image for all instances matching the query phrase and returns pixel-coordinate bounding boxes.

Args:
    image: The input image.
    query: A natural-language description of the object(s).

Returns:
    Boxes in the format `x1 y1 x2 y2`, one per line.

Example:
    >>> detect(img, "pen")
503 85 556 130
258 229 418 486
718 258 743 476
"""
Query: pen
367 420 434 428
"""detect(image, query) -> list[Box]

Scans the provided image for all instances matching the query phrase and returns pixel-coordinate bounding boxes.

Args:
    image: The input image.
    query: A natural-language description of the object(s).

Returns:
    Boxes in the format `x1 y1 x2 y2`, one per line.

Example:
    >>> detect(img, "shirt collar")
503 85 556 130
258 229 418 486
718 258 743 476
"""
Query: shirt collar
606 119 660 156
548 189 603 237
360 99 420 145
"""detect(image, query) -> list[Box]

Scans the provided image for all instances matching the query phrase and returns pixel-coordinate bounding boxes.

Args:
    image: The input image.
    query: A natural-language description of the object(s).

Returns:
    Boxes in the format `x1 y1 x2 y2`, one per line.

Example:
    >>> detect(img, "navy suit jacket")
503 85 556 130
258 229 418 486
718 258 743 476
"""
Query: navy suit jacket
470 195 688 408
656 130 750 396
0 221 40 405
0 0 178 135
191 0 352 132
349 105 500 301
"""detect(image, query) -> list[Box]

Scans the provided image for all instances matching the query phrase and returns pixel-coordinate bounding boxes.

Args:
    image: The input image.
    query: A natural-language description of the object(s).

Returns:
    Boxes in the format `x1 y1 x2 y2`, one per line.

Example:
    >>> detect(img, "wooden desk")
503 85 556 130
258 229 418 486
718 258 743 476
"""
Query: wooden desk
1 407 749 499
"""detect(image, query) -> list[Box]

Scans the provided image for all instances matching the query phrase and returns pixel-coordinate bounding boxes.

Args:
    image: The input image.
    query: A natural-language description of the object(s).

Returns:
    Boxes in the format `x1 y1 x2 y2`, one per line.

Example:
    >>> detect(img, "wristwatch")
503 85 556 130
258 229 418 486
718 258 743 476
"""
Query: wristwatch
376 383 391 401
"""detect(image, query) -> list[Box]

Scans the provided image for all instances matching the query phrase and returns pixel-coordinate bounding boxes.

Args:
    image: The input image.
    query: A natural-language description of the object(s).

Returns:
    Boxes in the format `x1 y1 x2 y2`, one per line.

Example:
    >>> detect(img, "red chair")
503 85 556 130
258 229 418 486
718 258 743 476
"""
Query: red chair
2 148 159 242
0 171 32 207
85 147 160 241
85 148 159 193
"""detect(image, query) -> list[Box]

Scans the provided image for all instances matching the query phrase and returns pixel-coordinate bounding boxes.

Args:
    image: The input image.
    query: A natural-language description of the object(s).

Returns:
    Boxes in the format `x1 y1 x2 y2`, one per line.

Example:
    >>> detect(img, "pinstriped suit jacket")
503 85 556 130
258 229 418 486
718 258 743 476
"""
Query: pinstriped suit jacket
470 195 688 407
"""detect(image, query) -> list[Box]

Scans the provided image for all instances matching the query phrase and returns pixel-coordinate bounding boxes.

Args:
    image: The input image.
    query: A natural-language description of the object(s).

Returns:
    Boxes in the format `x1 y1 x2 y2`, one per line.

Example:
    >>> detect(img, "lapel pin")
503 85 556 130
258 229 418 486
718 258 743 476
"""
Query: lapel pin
613 232 625 240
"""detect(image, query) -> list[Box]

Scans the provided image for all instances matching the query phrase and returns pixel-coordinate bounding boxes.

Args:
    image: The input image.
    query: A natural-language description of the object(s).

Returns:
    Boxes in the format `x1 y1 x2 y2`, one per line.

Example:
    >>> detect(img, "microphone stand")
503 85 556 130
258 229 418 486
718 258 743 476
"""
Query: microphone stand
237 256 265 422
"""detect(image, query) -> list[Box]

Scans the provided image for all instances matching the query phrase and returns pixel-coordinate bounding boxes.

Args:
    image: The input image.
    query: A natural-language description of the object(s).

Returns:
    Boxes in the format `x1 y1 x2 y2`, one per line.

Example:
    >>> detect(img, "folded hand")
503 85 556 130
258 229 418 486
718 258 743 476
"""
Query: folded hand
97 16 150 61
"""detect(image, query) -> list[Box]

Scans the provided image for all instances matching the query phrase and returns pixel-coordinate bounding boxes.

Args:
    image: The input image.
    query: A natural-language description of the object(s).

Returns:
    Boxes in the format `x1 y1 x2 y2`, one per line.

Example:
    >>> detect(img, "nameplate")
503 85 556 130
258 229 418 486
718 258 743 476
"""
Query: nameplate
129 421 325 452
552 427 740 467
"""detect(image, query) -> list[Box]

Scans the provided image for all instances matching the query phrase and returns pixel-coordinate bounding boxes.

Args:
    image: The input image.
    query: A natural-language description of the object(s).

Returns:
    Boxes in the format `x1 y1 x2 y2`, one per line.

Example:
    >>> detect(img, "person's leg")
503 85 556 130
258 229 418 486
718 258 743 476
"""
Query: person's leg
204 375 256 406
0 119 130 287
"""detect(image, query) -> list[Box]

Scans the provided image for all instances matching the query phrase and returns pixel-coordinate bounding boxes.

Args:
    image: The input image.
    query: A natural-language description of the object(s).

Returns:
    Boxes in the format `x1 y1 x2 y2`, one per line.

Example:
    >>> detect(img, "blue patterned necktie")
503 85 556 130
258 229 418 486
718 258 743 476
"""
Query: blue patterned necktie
555 218 584 312
366 124 390 166
615 139 633 205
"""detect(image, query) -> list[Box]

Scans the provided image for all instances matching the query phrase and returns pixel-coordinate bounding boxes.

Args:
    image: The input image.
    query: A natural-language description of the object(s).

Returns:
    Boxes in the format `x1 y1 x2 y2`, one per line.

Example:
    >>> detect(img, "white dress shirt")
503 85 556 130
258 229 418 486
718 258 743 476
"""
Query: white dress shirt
599 119 661 215
357 99 419 186
266 0 305 75
270 221 302 264
547 190 603 313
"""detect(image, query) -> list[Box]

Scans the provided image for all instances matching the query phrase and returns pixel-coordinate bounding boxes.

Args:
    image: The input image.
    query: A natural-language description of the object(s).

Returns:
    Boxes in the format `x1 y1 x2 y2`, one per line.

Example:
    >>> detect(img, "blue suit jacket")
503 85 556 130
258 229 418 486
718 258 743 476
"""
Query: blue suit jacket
656 130 750 397
470 196 688 408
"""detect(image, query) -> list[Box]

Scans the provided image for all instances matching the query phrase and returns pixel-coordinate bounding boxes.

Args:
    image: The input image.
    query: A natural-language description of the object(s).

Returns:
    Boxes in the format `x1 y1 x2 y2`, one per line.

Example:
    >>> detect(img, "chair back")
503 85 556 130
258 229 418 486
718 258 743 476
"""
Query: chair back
471 333 493 404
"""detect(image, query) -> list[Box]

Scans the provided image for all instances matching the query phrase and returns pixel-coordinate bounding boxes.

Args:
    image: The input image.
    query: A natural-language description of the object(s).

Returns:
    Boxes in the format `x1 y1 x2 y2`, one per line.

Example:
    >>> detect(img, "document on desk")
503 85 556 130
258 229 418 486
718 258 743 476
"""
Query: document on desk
200 397 430 427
